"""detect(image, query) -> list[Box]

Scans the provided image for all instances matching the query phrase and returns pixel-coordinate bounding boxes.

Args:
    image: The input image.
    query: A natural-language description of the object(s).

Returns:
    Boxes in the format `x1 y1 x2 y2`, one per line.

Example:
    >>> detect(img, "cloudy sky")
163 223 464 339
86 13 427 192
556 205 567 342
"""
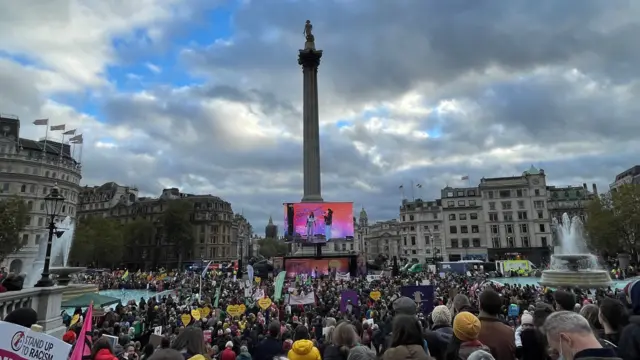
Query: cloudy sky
1 0 639 234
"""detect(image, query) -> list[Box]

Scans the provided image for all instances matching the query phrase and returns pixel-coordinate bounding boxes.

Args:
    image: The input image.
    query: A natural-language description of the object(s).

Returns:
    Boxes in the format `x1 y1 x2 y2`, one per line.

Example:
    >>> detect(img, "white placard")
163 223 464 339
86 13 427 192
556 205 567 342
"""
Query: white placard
0 321 71 360
154 326 162 335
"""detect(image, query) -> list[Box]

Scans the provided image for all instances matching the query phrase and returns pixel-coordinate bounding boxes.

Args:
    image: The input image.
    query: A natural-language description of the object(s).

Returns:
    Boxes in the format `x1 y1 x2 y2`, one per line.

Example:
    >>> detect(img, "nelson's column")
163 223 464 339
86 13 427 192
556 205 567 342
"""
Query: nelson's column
299 20 324 202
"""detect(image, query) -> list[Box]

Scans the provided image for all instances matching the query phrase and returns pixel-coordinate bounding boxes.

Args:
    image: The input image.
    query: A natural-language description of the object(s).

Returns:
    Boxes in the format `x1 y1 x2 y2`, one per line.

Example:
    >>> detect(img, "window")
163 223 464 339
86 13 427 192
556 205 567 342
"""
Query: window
457 200 465 206
448 214 456 221
472 238 481 247
433 225 439 231
449 226 458 234
35 234 41 245
457 191 464 196
506 224 514 234
38 217 43 226
501 201 512 210
472 225 479 233
403 237 407 246
45 171 49 177
29 184 35 193
461 226 468 233
489 202 496 210
424 236 430 245
517 200 525 209
539 224 546 232
522 236 530 247
409 215 414 221
490 225 499 234
541 236 548 247
450 239 459 248
40 202 45 211
470 213 478 220
448 201 455 207
22 234 29 246
503 212 513 221
432 213 438 220
492 237 501 248
468 190 476 196
537 211 544 219
462 238 470 248
507 237 515 247
516 189 523 197
519 224 529 234
518 211 528 220
20 184 26 192
27 201 33 210
535 189 540 196
447 191 454 197
469 200 476 206
402 215 405 221
534 200 545 209
410 226 415 231
460 213 467 220
42 186 48 195
499 190 511 198
424 225 429 230
411 236 416 246
487 191 494 199
2 183 8 191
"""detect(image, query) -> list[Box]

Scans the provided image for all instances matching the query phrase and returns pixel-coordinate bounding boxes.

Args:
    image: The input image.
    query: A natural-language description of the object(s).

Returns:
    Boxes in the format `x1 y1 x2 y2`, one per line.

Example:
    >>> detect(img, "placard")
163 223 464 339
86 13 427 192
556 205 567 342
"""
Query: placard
0 321 71 360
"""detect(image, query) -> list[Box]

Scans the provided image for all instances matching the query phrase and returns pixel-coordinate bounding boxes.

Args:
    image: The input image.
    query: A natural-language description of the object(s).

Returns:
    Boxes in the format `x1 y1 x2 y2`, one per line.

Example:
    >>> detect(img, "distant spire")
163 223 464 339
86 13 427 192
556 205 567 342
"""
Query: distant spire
268 215 273 225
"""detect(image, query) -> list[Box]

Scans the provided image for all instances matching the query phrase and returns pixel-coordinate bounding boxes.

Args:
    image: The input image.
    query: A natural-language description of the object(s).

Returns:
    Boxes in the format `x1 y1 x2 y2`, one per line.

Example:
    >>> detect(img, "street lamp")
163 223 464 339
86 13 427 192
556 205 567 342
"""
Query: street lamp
34 184 65 288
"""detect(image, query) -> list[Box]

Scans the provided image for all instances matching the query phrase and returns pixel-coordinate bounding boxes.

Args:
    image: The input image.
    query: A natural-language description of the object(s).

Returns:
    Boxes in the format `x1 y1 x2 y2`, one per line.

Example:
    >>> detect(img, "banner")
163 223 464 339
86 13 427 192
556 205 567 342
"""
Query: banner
69 305 93 360
288 291 315 305
0 321 71 360
247 265 254 291
253 288 265 300
273 271 286 302
366 274 382 282
340 290 358 313
336 273 350 281
213 283 222 308
400 285 435 314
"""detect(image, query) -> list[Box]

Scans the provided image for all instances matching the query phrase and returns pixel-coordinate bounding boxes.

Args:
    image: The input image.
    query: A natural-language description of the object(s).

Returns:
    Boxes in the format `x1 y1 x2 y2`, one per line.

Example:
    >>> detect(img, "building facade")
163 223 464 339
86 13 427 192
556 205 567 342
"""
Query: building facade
547 184 597 224
480 166 552 264
441 187 487 261
0 115 82 273
610 165 640 192
399 199 444 263
95 187 239 269
77 182 139 220
233 214 252 266
358 219 401 261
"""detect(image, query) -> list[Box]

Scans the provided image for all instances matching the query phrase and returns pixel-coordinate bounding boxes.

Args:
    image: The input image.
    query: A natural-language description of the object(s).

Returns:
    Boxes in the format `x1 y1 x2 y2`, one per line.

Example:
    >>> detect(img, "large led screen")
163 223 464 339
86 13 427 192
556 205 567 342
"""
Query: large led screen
284 258 350 278
284 202 354 243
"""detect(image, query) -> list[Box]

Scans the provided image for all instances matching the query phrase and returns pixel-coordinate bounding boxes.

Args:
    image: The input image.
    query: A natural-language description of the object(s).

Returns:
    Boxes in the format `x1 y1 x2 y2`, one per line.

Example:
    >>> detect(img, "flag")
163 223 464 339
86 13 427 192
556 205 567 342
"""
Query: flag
70 134 83 143
416 184 422 188
461 175 469 181
33 119 49 126
50 124 66 131
122 270 129 280
63 129 77 135
70 303 93 360
399 185 404 189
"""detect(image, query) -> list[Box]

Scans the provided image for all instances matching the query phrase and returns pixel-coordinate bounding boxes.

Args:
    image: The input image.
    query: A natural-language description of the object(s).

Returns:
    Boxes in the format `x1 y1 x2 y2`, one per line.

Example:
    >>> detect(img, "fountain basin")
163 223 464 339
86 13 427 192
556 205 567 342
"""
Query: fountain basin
50 267 86 286
539 269 612 289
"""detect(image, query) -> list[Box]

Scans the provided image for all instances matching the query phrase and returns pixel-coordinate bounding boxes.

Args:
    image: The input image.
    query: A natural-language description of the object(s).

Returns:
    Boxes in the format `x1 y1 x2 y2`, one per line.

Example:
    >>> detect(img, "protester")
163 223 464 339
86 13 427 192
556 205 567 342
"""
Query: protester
383 314 431 360
543 311 619 360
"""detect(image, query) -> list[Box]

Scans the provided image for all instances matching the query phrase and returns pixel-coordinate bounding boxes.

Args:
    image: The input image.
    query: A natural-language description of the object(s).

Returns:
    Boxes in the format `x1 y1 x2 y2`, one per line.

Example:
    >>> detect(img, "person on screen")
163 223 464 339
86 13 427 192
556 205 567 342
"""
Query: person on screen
324 208 333 242
306 212 316 241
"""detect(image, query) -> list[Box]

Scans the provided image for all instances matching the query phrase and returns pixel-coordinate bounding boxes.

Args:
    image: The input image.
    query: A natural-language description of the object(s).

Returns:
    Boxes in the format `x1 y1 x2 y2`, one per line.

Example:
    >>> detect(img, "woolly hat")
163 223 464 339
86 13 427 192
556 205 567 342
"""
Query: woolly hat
225 341 234 348
393 297 417 316
453 311 481 342
431 305 452 326
520 311 534 326
468 350 495 360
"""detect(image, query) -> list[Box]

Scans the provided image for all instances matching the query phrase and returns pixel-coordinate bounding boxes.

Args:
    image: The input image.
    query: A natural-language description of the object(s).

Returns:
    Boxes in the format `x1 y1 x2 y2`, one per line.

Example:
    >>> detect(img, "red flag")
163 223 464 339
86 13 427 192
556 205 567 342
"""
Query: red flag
70 304 93 360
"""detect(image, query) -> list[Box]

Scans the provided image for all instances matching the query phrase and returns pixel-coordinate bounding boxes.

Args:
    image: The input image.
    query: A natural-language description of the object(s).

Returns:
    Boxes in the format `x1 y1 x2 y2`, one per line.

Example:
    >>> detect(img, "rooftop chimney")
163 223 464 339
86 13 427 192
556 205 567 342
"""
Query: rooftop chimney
592 184 598 196
583 183 587 190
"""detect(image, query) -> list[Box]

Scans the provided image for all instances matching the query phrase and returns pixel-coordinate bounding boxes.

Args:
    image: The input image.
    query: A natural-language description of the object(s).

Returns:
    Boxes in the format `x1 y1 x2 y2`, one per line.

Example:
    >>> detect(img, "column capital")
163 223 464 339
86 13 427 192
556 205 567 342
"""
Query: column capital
298 49 323 68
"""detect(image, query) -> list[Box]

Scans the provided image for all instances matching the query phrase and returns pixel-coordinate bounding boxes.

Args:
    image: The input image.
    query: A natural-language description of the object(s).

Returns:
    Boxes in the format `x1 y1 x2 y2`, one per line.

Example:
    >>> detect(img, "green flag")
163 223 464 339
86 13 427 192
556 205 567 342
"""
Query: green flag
214 283 222 308
273 271 286 302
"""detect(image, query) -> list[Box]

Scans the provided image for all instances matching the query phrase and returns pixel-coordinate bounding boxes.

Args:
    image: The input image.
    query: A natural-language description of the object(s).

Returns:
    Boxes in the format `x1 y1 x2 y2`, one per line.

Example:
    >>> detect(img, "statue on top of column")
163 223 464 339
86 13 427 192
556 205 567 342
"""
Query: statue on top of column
303 20 315 50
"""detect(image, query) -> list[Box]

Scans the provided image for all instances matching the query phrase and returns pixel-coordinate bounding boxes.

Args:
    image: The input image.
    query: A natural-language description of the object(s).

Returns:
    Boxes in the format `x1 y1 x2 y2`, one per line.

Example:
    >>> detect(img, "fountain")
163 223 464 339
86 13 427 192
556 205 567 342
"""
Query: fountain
539 213 612 288
25 216 85 287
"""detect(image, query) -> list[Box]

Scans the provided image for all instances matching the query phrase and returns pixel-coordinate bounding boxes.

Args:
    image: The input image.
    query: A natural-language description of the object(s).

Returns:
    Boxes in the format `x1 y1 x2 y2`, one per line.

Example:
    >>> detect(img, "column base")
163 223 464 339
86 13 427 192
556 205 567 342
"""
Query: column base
301 194 324 202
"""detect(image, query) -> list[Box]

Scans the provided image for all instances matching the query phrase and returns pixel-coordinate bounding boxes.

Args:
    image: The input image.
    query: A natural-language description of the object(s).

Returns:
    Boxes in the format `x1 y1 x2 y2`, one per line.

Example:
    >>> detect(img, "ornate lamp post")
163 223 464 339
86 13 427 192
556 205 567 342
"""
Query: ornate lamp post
34 184 65 288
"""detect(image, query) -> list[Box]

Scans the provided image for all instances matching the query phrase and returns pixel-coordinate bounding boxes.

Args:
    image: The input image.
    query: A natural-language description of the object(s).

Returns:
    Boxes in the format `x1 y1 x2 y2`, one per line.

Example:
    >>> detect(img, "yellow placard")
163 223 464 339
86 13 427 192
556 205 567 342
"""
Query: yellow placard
370 291 381 301
191 309 201 321
70 314 80 327
227 304 246 317
258 297 272 310
200 307 211 318
255 277 261 283
180 314 191 326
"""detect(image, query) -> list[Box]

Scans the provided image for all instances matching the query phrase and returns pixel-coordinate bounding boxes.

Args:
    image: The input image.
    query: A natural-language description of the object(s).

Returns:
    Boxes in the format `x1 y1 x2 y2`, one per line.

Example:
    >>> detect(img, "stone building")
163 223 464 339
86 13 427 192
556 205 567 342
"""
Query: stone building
0 115 82 273
233 213 252 266
104 187 241 269
441 186 487 261
358 218 401 261
610 165 640 192
398 199 444 263
77 182 138 220
480 165 552 264
265 215 278 238
547 184 597 223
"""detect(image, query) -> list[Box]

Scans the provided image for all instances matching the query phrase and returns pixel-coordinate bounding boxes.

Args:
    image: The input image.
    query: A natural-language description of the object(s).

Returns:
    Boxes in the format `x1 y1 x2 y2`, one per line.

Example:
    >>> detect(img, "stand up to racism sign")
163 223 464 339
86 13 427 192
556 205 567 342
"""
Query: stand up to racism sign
0 321 71 360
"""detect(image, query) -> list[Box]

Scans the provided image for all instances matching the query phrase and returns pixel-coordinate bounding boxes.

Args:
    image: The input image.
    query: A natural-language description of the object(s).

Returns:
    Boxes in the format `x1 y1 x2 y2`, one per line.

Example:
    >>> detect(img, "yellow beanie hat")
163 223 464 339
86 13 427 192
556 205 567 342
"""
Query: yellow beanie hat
453 311 481 342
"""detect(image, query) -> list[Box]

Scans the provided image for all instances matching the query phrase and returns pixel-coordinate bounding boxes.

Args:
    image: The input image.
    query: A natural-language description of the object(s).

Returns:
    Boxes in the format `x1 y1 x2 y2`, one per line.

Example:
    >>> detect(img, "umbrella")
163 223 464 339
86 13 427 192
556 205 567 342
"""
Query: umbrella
61 293 121 308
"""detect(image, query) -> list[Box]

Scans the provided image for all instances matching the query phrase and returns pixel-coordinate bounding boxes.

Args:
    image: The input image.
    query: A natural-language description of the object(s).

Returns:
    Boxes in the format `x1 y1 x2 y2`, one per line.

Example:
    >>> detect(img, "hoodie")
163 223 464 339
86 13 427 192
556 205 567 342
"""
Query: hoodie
287 340 321 360
619 279 640 360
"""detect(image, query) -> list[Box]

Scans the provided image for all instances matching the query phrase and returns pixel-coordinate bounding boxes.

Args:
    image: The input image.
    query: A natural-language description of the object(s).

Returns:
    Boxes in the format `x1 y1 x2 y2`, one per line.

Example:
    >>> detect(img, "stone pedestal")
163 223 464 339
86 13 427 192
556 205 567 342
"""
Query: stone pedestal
0 286 67 338
618 253 631 269
298 48 324 203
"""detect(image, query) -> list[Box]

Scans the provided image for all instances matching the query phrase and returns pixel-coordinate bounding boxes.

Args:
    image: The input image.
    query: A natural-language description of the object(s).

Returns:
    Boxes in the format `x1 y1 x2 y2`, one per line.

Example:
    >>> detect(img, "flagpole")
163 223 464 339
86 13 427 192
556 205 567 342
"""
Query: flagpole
58 133 66 163
399 185 405 201
410 180 415 201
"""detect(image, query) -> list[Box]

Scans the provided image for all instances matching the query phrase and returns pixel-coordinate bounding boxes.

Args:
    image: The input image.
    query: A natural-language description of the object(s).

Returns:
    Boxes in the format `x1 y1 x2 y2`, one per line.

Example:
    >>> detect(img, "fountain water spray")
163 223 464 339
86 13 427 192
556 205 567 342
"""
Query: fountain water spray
25 216 77 287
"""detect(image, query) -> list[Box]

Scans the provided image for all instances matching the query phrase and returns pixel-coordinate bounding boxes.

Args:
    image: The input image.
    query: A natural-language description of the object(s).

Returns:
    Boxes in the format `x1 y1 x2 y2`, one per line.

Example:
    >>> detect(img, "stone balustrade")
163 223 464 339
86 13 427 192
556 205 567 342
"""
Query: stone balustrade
0 286 67 338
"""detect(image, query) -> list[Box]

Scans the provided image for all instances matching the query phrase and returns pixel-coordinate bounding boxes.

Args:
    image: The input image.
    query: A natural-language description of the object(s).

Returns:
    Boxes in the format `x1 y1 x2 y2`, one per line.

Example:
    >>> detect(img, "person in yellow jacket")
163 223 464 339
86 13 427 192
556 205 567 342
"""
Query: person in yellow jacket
287 325 321 360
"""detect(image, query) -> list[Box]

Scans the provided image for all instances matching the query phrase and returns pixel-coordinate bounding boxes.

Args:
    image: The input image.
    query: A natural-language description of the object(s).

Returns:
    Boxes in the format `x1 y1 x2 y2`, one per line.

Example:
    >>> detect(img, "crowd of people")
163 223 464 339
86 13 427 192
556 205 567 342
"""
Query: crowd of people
3 266 640 360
